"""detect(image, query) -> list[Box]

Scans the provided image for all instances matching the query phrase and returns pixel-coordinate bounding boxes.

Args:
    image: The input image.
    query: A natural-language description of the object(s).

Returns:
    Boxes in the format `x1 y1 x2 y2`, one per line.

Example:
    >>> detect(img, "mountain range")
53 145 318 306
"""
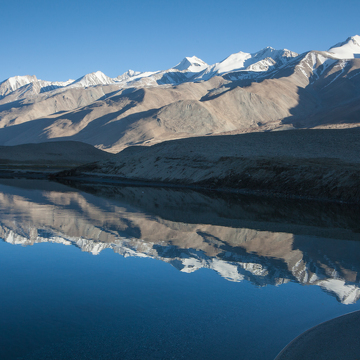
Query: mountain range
0 35 359 152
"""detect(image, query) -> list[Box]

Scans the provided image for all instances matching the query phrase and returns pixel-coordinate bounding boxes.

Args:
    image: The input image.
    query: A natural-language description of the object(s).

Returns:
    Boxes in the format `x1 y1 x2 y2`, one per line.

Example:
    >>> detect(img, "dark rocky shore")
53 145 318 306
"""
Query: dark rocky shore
52 128 360 204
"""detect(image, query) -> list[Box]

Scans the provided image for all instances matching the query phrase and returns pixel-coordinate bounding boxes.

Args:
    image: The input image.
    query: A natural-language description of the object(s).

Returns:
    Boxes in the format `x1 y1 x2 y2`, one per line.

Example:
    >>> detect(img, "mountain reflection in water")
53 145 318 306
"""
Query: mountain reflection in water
1 179 360 305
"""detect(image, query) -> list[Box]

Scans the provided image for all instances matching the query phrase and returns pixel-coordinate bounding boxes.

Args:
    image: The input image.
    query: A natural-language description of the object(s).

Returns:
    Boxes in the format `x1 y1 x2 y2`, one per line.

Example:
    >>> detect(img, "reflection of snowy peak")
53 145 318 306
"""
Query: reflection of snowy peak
3 223 360 305
318 279 360 305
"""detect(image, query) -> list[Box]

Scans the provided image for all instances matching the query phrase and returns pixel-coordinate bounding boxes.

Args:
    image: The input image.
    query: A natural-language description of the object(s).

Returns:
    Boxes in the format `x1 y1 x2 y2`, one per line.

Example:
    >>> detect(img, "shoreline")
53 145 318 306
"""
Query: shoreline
275 310 360 360
0 166 358 205
55 173 355 204
50 159 360 205
48 129 360 204
0 129 359 204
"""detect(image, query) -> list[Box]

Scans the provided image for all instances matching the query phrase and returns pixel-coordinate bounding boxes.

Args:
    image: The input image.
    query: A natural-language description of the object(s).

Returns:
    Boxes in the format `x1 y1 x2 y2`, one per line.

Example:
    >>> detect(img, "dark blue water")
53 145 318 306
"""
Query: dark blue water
0 179 359 359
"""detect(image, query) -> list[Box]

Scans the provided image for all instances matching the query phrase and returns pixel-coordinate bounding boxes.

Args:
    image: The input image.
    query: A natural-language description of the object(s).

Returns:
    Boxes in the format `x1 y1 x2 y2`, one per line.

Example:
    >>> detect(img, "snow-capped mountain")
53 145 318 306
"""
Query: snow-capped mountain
0 35 359 152
0 74 74 99
71 70 115 87
2 35 359 100
173 56 208 72
198 47 298 81
114 69 142 82
112 48 299 86
0 45 298 99
0 75 37 97
327 35 360 59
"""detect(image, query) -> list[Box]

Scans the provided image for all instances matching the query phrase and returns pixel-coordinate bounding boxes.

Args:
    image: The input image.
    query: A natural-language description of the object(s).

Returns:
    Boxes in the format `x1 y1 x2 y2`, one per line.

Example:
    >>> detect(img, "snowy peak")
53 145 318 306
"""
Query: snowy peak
246 47 298 71
173 56 208 72
0 35 358 100
0 75 38 97
72 70 115 87
115 69 142 82
251 46 279 60
0 75 75 99
328 35 360 59
252 47 298 62
209 47 298 75
214 51 252 74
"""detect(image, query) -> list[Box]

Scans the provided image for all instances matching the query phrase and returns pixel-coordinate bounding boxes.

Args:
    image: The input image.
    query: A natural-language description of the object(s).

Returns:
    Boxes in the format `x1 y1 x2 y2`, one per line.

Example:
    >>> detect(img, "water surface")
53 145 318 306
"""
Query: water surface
0 179 359 359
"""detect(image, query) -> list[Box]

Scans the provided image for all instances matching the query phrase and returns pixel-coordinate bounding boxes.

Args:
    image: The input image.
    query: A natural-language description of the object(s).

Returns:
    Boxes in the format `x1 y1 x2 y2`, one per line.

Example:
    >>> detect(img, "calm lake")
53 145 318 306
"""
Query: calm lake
0 179 359 360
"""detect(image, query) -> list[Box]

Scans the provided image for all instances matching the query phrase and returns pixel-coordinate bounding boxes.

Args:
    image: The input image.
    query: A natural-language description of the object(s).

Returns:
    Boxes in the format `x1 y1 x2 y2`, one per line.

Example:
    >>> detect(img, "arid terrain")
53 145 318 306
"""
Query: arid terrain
54 128 360 203
1 36 360 202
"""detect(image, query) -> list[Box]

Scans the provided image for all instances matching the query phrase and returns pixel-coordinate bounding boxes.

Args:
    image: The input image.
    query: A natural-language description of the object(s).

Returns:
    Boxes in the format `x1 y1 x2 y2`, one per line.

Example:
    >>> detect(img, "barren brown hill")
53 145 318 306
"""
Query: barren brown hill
0 141 114 167
58 128 360 203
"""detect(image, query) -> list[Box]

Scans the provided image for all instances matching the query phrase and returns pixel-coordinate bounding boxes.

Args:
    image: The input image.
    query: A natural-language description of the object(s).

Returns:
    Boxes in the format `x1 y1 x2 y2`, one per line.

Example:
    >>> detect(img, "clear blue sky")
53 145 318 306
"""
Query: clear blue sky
1 0 359 82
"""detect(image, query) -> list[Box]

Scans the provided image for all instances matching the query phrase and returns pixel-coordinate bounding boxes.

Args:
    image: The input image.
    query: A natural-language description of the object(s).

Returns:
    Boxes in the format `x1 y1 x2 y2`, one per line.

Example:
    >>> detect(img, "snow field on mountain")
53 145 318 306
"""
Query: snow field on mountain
1 35 359 100
328 35 360 59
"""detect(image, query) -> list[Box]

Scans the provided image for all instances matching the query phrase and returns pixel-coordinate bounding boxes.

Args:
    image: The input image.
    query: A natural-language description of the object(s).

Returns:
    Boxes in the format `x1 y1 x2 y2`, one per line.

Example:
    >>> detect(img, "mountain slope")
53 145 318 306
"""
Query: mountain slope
0 141 114 166
59 128 360 203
